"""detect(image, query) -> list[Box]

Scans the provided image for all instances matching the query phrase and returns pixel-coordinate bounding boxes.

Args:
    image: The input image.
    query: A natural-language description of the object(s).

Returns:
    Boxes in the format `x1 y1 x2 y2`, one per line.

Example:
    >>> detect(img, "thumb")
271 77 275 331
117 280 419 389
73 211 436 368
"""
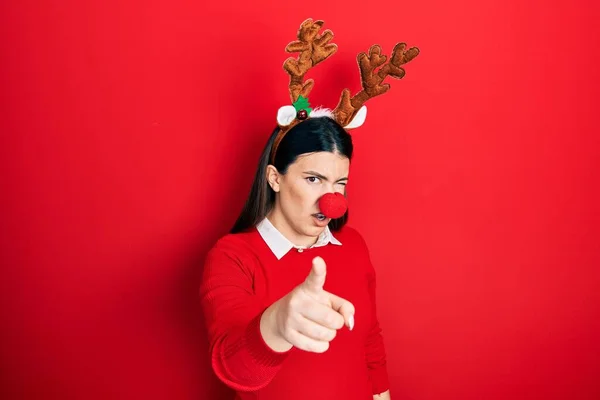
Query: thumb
302 256 327 294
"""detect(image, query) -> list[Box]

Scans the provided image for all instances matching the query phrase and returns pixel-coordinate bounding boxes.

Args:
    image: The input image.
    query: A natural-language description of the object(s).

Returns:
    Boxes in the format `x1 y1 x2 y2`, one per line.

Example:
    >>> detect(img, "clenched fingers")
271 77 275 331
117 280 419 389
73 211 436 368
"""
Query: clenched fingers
299 298 345 330
294 314 338 342
286 328 330 353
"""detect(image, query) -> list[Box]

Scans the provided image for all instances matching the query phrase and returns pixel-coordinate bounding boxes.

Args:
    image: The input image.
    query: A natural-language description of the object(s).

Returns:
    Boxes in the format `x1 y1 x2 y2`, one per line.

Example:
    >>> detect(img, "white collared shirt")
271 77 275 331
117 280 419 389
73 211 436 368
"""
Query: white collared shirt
256 217 342 260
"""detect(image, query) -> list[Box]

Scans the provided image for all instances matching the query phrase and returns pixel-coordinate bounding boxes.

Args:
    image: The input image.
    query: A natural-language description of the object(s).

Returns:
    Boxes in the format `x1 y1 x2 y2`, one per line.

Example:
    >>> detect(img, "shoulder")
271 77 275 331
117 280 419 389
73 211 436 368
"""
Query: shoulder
335 225 379 278
201 230 264 286
333 224 370 249
205 228 262 264
211 229 255 251
331 224 374 264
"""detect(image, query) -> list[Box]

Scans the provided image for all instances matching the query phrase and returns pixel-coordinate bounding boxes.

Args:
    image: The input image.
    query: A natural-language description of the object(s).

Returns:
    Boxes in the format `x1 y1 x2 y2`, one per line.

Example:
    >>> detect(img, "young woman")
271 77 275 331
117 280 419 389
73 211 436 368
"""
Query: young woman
200 116 391 400
199 18 418 400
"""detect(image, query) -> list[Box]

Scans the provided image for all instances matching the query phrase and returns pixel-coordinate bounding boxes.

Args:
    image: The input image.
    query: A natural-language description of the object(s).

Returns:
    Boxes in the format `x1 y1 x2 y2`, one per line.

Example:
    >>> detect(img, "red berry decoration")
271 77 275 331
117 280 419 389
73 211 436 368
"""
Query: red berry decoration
297 109 308 120
318 192 348 219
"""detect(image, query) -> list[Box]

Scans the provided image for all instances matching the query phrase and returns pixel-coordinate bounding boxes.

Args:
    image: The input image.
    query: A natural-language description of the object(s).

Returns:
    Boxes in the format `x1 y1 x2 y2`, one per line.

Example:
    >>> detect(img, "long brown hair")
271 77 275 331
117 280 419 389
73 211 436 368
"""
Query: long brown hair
230 117 353 233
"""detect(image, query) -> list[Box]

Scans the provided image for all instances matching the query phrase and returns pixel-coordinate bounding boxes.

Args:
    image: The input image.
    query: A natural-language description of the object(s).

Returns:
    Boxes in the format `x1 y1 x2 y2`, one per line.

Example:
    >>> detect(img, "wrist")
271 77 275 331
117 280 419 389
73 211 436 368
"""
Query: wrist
260 304 293 353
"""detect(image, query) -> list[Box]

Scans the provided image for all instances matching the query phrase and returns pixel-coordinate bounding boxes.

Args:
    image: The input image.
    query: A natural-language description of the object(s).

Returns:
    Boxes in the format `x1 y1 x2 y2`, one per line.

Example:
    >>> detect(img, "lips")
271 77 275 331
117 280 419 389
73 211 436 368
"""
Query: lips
312 213 330 227
312 213 327 221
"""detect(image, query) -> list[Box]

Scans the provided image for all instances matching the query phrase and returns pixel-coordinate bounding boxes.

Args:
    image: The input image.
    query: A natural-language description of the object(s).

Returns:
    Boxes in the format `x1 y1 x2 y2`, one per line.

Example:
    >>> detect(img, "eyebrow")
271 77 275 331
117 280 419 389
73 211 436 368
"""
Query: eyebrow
303 170 348 182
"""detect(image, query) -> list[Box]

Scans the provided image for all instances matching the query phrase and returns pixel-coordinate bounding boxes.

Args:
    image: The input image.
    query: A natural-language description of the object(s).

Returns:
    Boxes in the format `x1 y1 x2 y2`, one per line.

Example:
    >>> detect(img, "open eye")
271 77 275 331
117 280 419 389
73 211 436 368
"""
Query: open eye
306 176 320 184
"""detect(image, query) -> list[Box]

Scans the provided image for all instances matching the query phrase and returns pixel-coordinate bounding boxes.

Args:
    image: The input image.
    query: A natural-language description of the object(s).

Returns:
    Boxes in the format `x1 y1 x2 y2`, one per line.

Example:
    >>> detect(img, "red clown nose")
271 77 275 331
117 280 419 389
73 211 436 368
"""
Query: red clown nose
318 193 348 219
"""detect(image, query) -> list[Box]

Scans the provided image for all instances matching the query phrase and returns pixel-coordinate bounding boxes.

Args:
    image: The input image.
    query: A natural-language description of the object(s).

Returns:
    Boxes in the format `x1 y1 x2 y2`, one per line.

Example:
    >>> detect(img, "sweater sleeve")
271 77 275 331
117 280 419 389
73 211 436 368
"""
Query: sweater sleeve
365 264 391 394
354 230 391 394
199 240 292 392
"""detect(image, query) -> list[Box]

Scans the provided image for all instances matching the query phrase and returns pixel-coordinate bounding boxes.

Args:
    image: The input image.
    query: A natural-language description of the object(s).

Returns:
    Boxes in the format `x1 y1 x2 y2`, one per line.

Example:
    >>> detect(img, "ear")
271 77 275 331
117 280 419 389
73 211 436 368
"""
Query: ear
277 105 297 126
343 105 367 129
265 165 281 192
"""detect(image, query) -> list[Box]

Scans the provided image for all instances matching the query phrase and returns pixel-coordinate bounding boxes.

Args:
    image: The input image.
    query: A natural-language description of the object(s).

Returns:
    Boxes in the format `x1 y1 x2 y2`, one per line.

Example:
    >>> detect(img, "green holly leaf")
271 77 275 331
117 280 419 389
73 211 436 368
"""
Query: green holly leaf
293 95 311 113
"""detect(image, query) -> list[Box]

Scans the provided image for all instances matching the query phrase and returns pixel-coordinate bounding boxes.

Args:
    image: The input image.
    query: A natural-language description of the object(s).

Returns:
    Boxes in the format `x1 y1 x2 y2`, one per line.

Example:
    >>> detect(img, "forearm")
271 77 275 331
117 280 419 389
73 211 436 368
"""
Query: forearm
201 246 292 392
209 310 291 391
374 390 390 400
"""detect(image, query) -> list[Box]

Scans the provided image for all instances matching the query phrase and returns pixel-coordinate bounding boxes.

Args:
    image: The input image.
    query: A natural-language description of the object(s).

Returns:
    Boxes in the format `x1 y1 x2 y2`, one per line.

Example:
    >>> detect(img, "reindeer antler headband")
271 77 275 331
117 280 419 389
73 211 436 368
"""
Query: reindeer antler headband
270 18 420 164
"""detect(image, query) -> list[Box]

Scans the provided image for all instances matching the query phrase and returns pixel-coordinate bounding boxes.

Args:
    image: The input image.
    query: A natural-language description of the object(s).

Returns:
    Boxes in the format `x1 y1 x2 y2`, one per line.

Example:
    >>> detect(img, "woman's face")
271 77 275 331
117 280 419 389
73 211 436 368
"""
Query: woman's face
267 151 350 245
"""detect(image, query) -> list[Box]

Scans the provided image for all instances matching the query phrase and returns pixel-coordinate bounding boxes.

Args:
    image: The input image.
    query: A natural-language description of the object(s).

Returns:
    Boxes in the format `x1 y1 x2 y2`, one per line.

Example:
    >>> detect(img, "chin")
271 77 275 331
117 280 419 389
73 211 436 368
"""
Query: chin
290 216 328 239
297 221 322 237
308 225 325 235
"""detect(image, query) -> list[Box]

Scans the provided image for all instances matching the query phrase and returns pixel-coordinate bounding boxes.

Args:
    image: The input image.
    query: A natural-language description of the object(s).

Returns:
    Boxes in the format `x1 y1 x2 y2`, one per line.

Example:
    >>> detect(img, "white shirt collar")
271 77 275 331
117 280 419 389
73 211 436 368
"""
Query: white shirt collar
256 217 342 260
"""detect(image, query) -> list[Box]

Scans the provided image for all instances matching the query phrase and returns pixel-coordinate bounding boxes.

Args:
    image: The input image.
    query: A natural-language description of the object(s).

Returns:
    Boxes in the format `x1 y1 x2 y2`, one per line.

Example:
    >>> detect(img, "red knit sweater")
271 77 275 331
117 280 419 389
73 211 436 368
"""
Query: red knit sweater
199 224 389 399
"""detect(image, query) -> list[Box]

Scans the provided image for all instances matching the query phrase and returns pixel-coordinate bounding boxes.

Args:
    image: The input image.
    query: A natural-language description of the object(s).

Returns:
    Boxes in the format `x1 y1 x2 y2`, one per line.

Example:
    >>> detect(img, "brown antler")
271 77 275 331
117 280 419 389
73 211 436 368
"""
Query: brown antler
283 18 338 103
333 43 420 127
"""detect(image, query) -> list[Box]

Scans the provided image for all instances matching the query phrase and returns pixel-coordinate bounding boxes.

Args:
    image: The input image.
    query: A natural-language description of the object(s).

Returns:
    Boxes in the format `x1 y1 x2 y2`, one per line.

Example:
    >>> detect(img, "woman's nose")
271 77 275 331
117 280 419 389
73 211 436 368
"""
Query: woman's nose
323 182 342 195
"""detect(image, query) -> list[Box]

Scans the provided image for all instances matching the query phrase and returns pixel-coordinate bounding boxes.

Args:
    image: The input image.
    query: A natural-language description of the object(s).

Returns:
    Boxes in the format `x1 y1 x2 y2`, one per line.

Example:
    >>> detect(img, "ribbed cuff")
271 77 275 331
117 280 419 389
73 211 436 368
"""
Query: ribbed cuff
244 312 292 367
370 366 390 395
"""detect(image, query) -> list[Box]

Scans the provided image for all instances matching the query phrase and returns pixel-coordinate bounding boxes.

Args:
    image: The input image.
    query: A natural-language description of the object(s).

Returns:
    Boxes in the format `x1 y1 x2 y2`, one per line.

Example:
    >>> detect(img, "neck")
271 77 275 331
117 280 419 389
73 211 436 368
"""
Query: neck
267 207 319 248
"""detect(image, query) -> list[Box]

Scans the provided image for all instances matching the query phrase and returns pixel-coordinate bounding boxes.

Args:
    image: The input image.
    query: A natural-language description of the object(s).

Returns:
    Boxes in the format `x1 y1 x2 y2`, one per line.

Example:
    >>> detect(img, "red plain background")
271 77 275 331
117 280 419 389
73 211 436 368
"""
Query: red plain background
1 1 599 399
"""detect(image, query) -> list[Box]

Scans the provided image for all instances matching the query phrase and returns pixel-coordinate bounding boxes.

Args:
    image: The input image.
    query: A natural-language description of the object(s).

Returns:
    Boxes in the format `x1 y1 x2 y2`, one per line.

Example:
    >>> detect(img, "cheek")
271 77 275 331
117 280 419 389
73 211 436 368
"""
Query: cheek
284 182 320 213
